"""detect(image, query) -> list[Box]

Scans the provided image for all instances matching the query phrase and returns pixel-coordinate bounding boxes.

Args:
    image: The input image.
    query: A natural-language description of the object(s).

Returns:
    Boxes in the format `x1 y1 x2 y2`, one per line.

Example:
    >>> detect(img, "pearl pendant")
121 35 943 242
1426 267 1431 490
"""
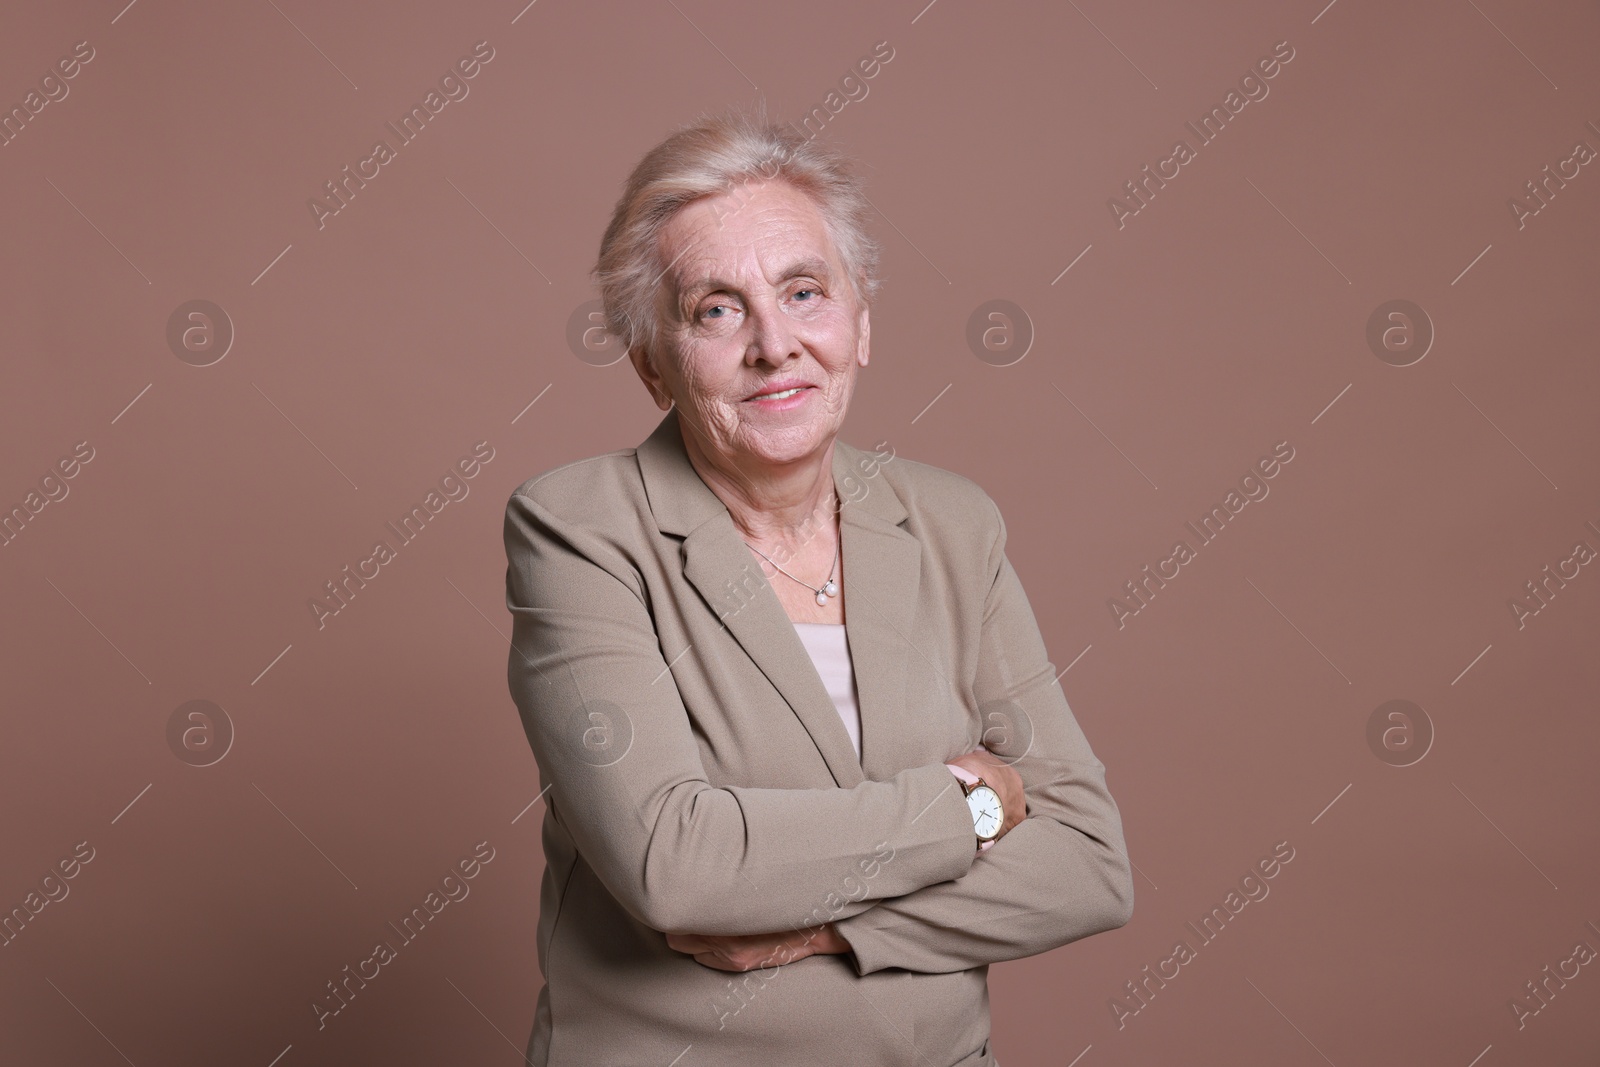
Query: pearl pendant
823 580 838 597
815 590 828 606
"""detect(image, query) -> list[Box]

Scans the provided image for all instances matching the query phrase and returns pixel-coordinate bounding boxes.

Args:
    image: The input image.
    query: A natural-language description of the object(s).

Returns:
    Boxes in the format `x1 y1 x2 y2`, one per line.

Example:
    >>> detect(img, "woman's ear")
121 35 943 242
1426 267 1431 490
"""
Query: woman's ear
856 305 871 368
629 345 674 411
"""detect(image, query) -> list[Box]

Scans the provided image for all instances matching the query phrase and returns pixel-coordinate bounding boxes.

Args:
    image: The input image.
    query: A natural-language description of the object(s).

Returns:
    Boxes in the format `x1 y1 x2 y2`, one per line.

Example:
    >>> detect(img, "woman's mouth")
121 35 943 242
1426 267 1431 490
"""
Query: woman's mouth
744 382 814 408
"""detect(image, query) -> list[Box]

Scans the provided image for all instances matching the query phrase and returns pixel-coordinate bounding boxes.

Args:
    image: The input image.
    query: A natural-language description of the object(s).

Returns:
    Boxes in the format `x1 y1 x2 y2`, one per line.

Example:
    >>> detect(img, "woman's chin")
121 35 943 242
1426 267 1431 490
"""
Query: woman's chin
736 426 830 468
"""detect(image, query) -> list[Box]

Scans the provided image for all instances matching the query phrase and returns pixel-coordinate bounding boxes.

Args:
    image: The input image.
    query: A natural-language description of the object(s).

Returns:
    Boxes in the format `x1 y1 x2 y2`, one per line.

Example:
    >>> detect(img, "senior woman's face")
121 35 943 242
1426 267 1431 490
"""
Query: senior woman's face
634 179 870 471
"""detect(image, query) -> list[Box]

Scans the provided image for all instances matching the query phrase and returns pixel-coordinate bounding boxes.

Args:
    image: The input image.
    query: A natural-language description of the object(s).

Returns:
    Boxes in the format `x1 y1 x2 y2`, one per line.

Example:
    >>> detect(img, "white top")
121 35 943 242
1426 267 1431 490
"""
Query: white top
792 622 862 759
794 622 985 846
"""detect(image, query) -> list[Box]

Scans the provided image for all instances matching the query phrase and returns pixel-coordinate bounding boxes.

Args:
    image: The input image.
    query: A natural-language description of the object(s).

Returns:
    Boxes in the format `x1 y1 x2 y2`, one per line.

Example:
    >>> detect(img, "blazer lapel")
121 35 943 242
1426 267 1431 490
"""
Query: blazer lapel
832 442 925 783
636 409 879 788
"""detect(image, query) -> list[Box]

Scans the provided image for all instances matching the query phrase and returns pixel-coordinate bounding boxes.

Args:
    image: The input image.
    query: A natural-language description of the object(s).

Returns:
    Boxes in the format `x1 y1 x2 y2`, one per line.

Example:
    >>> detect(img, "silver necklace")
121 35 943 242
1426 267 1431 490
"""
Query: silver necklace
744 533 839 606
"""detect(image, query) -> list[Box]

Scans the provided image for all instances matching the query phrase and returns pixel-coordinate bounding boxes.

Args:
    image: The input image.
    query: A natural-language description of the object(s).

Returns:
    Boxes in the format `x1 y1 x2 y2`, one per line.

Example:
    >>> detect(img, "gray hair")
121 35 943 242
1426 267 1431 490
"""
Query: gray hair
593 108 882 356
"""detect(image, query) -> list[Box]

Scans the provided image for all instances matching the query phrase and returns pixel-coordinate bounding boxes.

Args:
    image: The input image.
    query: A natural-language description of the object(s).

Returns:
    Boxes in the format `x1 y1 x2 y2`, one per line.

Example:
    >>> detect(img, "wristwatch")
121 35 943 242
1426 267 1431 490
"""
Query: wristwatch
946 763 1002 851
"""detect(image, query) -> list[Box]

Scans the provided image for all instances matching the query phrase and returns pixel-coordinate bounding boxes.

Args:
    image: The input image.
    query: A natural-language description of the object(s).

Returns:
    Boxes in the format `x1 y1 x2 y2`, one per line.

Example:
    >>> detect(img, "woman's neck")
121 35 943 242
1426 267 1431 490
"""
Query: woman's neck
681 429 838 552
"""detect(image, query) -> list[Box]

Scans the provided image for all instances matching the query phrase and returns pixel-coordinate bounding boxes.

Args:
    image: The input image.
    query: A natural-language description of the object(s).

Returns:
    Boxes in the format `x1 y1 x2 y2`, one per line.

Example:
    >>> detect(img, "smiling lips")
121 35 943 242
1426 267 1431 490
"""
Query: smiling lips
744 381 814 403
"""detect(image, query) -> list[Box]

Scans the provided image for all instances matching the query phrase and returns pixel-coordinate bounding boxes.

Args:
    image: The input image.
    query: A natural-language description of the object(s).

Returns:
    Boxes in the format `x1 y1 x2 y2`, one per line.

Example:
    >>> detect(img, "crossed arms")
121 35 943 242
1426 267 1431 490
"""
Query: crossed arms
503 485 1133 977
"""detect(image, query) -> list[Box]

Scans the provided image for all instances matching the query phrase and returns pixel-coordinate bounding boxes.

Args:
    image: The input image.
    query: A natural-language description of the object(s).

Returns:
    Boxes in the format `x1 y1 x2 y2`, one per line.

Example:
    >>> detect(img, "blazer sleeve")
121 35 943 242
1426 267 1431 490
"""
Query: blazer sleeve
830 499 1135 974
503 484 980 938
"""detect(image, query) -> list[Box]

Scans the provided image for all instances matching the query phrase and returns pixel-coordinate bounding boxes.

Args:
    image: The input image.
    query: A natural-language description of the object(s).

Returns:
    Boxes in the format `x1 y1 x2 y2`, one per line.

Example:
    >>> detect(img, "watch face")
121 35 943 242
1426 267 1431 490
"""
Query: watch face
968 785 1002 840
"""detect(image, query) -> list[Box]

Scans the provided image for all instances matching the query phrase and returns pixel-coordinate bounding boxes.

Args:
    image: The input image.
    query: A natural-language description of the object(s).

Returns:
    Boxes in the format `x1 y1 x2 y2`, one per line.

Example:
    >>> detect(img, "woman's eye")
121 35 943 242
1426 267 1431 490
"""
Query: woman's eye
793 288 819 301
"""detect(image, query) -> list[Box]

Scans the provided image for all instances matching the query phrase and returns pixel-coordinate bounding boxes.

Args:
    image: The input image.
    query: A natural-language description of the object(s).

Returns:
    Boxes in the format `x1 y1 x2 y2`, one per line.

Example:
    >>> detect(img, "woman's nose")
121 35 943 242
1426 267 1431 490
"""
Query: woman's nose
744 301 800 364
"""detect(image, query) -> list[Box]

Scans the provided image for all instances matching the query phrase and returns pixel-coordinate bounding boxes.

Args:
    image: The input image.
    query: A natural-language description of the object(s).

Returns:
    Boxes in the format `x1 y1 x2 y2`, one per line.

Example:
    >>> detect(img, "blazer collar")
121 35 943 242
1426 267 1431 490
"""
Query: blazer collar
634 407 924 787
635 406 908 533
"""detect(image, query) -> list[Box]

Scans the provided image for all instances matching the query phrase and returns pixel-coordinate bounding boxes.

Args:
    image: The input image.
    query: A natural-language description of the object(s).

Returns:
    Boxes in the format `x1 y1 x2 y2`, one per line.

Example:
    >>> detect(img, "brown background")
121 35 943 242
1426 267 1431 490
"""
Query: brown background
3 0 1598 1064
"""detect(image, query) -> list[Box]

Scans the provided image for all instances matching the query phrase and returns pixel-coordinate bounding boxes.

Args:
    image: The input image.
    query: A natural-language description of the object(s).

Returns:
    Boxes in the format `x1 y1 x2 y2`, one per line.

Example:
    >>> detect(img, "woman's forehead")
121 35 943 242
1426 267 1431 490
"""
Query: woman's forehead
661 183 842 287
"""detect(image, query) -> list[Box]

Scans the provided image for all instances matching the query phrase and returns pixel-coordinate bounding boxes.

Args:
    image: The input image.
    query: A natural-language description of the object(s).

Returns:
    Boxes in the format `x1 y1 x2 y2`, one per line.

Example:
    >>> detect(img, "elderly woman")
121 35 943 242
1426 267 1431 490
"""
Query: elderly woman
503 110 1133 1067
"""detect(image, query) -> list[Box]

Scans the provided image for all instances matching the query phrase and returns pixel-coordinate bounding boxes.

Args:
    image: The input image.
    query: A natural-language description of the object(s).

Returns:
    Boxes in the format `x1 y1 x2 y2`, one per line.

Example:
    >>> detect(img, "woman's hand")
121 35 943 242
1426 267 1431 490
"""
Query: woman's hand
666 923 851 972
947 747 1028 842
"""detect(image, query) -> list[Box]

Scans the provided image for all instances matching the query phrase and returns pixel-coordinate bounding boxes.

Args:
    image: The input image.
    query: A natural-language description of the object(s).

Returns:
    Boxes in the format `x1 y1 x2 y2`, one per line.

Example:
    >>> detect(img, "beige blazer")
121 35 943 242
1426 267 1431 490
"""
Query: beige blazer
503 408 1132 1067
